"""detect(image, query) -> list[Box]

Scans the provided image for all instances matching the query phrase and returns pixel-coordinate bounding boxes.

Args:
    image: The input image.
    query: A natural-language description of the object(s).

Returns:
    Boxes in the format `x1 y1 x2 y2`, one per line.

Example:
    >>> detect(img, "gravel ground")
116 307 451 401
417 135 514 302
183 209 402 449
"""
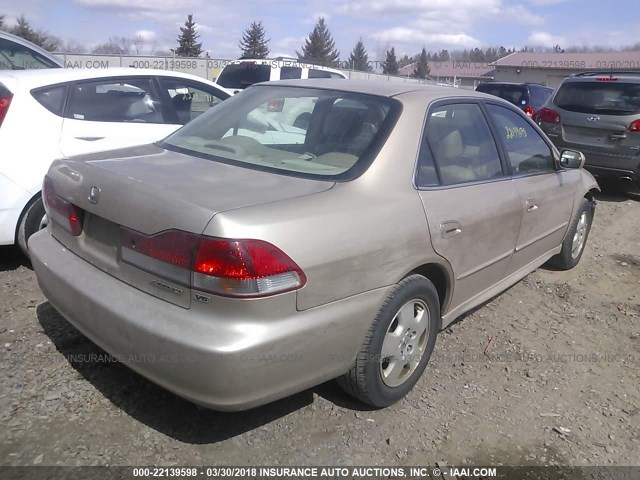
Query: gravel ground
0 193 638 467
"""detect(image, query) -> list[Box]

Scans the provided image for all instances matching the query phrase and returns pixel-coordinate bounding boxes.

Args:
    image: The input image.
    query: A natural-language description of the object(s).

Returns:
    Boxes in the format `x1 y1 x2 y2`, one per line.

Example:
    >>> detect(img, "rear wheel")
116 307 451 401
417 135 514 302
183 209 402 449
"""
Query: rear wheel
337 275 440 408
17 196 47 258
547 197 593 270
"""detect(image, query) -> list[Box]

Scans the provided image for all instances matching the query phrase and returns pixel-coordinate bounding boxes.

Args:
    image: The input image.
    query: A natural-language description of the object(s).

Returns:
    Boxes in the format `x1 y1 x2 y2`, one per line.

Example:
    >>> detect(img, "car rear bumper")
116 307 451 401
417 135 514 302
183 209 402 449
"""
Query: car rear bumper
29 229 390 411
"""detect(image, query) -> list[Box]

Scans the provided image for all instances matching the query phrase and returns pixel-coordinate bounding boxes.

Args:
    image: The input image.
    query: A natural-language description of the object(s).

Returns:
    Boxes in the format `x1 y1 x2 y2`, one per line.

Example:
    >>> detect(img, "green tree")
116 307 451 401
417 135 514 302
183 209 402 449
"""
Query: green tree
347 38 371 71
0 15 5 30
382 47 399 75
297 17 339 66
413 47 430 79
398 54 413 68
175 14 202 57
438 49 450 61
239 21 270 59
9 15 58 51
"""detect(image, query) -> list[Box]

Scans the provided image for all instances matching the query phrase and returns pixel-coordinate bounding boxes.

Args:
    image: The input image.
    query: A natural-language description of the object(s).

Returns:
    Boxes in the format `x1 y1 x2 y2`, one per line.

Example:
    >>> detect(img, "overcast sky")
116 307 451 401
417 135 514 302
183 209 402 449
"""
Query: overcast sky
2 0 638 58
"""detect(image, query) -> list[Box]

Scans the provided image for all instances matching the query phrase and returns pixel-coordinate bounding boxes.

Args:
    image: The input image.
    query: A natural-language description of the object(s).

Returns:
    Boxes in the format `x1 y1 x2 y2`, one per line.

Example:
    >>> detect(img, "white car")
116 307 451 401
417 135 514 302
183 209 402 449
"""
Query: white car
215 58 346 95
0 68 229 254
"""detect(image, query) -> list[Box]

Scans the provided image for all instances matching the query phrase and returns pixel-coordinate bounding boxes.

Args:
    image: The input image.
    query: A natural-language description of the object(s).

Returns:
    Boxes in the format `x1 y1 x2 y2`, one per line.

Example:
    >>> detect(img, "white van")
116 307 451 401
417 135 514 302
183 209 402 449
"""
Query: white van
215 58 346 95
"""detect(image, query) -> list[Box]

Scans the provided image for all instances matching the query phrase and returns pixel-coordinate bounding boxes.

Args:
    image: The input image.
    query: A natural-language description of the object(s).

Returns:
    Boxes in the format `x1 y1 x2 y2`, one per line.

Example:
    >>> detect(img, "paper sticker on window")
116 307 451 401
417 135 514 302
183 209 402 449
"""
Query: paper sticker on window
505 126 527 140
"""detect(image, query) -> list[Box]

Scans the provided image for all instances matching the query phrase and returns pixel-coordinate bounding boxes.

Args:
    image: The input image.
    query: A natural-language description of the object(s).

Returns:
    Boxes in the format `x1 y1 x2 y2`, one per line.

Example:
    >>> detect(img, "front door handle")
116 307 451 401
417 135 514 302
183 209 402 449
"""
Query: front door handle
610 133 627 140
527 204 539 213
441 221 462 238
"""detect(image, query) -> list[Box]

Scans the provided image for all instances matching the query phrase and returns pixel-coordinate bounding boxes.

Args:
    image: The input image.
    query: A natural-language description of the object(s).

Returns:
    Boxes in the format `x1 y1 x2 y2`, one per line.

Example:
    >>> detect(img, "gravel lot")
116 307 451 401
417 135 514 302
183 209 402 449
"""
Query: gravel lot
1 192 638 467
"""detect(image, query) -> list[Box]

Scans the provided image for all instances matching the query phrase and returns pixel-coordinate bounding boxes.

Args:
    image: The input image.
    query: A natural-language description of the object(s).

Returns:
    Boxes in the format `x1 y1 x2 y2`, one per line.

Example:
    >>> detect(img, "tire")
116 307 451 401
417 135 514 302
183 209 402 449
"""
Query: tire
547 197 593 270
337 274 440 408
17 196 47 258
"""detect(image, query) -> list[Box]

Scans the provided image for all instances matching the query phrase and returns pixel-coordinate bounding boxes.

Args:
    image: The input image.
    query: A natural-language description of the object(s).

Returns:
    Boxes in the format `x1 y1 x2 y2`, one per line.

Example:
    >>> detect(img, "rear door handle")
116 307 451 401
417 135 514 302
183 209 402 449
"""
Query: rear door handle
441 221 462 238
527 204 538 212
74 136 105 141
610 133 627 140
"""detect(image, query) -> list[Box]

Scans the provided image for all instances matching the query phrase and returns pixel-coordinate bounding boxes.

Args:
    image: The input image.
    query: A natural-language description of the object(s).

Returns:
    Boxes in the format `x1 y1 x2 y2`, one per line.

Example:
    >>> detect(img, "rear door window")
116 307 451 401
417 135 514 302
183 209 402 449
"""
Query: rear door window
554 81 640 115
423 103 503 186
216 63 271 89
66 78 162 123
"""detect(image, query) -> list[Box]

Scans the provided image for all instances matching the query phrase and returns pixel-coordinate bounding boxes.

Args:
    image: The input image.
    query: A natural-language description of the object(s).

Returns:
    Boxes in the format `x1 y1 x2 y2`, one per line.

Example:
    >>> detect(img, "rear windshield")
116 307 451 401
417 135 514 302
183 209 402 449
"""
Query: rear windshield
161 85 400 181
0 38 60 70
554 81 640 115
216 63 271 89
476 84 530 107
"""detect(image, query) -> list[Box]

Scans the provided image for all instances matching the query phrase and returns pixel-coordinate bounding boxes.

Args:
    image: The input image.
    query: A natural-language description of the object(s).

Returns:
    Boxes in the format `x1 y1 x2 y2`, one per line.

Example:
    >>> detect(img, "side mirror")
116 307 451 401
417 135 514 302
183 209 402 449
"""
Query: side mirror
559 149 585 169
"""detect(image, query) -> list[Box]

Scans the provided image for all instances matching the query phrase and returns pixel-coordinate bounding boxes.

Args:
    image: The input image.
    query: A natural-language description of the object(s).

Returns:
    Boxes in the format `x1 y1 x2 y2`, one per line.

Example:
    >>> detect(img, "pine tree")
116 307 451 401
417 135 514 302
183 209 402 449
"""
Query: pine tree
9 15 58 51
347 38 371 71
439 49 450 61
297 17 340 66
382 47 399 75
398 54 413 68
0 15 5 30
175 14 203 57
413 47 430 79
239 21 270 59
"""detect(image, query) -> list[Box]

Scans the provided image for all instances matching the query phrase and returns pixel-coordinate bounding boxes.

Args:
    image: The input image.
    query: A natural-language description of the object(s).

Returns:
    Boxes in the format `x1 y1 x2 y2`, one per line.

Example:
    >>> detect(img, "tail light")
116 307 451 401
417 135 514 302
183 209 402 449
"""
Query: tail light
538 107 561 124
42 176 84 236
629 119 640 132
523 106 535 117
0 94 12 127
120 227 306 298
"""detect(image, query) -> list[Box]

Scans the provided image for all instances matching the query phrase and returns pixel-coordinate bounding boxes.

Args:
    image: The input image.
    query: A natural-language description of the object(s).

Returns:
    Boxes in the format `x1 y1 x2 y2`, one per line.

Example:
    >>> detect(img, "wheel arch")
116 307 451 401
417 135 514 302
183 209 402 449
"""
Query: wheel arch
403 261 452 322
14 190 43 243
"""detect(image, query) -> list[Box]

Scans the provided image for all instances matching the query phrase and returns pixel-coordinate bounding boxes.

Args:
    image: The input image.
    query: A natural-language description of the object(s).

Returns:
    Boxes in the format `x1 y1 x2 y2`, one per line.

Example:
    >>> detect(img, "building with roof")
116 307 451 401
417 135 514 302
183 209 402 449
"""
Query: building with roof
491 51 640 88
397 61 494 89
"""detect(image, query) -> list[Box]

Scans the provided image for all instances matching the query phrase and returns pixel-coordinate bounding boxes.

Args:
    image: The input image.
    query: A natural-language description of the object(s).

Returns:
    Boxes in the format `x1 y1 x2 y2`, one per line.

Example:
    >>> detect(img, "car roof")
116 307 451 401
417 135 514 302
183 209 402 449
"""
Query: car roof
225 58 343 73
257 78 493 100
0 31 63 68
477 81 551 89
0 67 221 90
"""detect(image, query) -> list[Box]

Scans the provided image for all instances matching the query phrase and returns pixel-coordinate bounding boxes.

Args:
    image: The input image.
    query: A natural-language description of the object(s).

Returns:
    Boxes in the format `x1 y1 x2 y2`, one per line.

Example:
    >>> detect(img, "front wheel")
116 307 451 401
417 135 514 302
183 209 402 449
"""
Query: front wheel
17 196 47 258
337 275 440 408
547 197 593 270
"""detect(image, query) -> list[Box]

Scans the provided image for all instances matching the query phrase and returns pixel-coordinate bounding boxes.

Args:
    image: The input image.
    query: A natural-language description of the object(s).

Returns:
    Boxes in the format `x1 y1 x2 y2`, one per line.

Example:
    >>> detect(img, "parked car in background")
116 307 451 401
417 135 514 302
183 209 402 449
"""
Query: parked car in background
536 72 640 194
0 31 63 70
476 82 553 119
215 58 346 95
30 80 598 411
0 68 229 255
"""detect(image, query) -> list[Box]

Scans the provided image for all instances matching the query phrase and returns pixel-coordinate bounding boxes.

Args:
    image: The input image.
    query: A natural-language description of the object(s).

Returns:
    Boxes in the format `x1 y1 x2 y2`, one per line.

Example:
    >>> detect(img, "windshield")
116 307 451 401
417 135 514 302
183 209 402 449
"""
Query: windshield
476 84 530 108
161 85 399 180
216 63 271 89
554 81 640 115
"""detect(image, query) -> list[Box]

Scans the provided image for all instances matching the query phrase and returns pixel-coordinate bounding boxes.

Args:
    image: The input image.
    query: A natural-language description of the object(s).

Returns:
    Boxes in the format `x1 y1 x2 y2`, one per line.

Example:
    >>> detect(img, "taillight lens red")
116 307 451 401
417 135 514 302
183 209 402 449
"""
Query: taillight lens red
42 176 84 236
538 107 561 124
629 119 640 132
120 228 306 298
0 94 13 127
523 106 535 117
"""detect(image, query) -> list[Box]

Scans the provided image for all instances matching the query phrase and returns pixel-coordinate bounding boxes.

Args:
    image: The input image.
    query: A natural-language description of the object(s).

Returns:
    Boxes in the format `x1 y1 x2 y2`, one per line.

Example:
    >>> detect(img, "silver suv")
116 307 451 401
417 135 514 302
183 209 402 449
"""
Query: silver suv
537 72 640 194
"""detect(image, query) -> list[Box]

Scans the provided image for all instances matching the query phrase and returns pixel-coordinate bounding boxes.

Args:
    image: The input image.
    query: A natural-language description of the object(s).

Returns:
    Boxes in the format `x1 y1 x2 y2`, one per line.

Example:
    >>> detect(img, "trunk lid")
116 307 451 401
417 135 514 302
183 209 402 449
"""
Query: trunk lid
47 143 333 307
